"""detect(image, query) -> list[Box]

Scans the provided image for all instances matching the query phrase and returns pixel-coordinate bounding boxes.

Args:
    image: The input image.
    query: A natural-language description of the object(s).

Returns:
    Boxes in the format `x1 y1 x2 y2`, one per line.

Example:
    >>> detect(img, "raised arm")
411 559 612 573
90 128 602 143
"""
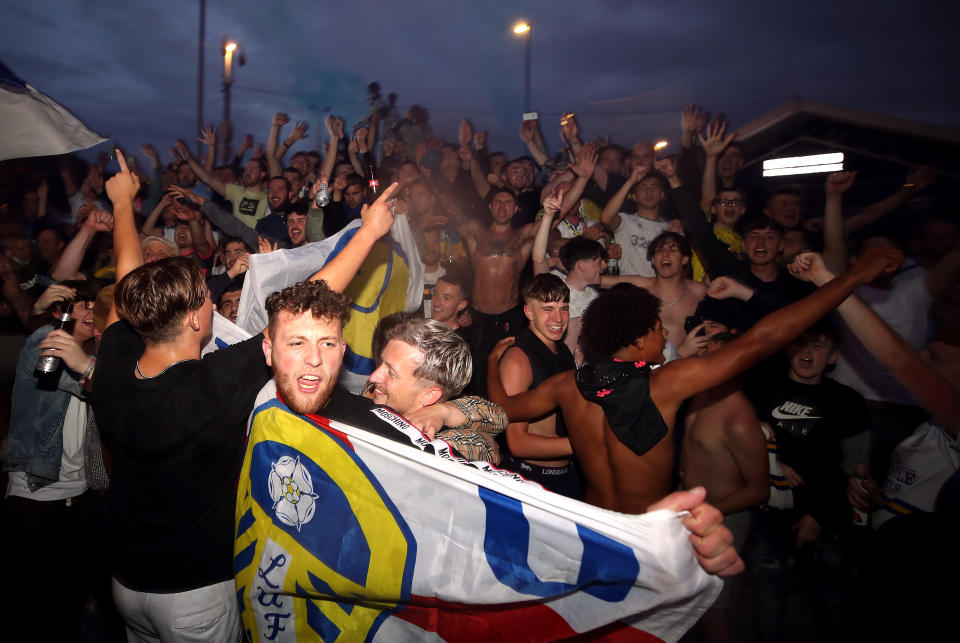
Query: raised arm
320 116 344 184
51 206 114 281
654 247 905 409
105 151 143 327
698 120 735 213
532 197 561 275
822 171 855 273
265 113 288 178
307 182 400 293
795 252 960 437
562 144 598 217
198 125 217 173
844 166 935 235
520 120 549 168
601 165 645 232
176 140 228 197
276 120 309 162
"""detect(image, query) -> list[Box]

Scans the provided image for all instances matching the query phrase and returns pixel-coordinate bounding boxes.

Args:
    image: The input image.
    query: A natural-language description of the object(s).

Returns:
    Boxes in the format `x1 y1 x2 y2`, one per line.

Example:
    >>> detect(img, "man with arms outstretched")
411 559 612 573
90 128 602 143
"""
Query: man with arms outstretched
488 247 903 513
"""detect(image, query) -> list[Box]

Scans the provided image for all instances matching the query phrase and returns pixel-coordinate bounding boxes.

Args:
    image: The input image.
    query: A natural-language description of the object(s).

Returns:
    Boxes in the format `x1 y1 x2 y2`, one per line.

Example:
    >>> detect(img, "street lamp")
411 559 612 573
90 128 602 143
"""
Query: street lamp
512 21 532 113
221 39 241 162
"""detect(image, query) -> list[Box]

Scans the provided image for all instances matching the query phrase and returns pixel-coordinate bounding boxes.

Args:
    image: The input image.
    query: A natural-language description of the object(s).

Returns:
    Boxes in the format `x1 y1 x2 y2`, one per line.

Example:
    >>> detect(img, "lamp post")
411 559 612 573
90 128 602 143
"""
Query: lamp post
513 21 531 113
222 39 238 162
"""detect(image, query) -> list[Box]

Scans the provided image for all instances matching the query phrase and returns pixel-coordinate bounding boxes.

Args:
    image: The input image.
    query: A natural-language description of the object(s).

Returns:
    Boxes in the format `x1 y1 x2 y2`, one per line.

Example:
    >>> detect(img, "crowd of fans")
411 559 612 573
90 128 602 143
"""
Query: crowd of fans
0 82 958 642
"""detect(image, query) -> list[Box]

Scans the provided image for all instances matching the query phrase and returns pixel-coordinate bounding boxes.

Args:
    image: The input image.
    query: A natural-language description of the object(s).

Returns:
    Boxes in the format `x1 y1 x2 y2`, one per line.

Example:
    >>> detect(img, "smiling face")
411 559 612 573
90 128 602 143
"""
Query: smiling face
68 299 101 344
267 178 289 211
787 334 837 384
222 240 248 270
286 212 307 246
430 279 467 328
367 338 429 414
578 256 607 285
744 226 783 266
263 310 345 415
524 298 570 345
218 288 242 324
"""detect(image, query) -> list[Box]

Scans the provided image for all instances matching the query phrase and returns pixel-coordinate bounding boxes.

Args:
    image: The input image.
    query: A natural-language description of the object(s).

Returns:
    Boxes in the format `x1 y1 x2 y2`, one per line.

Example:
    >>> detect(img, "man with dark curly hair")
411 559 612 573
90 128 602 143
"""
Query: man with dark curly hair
488 247 904 515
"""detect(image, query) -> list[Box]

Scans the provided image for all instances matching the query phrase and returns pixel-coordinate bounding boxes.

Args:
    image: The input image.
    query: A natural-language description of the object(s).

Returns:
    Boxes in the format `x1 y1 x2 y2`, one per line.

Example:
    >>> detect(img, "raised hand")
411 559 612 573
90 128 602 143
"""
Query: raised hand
789 251 831 283
347 137 359 155
273 112 290 128
33 284 77 315
571 143 598 178
680 104 706 135
519 119 537 144
238 134 254 153
290 121 309 141
251 143 264 160
458 120 473 147
355 127 369 153
173 139 191 160
698 120 735 157
706 276 754 301
140 143 158 161
626 163 648 186
167 185 204 205
359 182 401 239
542 192 562 216
560 112 580 143
105 150 141 205
227 253 249 279
655 157 677 178
198 124 216 146
257 236 278 254
473 130 487 150
825 171 856 197
332 175 348 192
82 206 114 232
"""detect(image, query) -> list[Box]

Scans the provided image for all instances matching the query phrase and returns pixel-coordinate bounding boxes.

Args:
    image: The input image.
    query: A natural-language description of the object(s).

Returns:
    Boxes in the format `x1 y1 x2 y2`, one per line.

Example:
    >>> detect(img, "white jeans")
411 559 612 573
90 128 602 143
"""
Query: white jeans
112 577 241 643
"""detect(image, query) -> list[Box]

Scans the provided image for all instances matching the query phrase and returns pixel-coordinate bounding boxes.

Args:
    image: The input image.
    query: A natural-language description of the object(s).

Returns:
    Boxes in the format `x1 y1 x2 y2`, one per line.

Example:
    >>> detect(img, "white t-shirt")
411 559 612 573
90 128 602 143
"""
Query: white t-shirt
614 213 668 277
6 396 87 501
567 283 599 319
830 265 932 405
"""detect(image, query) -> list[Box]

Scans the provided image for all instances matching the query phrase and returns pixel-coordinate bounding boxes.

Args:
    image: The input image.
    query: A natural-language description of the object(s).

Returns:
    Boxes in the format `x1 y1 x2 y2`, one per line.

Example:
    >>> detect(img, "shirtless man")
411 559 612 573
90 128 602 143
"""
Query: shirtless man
680 332 768 643
457 188 539 392
487 247 902 514
603 232 706 356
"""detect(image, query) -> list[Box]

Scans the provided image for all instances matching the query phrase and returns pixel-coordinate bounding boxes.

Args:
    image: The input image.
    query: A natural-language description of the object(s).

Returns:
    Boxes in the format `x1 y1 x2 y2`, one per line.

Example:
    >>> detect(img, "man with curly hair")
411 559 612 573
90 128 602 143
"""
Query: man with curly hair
488 247 904 515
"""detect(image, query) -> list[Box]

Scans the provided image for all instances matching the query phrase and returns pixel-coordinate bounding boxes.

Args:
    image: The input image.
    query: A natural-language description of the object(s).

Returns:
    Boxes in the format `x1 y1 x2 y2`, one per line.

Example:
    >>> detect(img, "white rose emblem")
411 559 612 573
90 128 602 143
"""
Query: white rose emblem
268 455 319 531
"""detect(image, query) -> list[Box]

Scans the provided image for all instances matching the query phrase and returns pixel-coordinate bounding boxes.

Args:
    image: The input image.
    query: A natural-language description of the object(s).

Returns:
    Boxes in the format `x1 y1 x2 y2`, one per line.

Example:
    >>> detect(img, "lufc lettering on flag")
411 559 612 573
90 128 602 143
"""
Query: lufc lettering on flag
236 399 720 642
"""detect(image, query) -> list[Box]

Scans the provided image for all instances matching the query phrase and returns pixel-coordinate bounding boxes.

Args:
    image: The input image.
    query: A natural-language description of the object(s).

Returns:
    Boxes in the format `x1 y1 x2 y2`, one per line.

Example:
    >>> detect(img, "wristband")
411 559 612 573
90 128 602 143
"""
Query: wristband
80 357 96 387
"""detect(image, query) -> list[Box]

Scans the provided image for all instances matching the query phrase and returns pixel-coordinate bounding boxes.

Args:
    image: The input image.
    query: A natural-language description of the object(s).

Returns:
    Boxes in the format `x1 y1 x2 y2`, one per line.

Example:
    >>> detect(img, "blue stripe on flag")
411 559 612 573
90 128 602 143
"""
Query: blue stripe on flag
307 571 355 615
479 487 638 602
235 540 257 577
236 507 256 539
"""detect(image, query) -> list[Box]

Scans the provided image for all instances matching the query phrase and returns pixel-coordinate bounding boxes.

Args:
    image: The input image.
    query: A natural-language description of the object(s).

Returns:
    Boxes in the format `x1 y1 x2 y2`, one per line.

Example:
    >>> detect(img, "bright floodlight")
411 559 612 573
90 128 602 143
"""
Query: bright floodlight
762 152 844 177
654 140 669 151
224 41 238 53
513 22 530 34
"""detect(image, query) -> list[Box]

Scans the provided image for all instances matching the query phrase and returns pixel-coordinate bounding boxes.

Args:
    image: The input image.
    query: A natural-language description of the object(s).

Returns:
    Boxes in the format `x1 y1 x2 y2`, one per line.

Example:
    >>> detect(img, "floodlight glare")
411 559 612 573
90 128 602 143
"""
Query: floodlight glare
762 152 844 177
513 22 530 34
654 140 669 151
225 41 238 53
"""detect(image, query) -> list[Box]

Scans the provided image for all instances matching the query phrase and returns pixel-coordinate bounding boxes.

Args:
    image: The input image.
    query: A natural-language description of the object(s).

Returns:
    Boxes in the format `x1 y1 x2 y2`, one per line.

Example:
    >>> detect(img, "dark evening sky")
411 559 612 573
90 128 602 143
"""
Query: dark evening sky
3 0 958 160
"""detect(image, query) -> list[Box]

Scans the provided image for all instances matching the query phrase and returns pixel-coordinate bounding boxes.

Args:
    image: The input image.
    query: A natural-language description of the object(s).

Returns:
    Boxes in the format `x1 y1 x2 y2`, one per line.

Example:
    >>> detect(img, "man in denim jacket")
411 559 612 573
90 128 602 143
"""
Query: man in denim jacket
1 281 102 642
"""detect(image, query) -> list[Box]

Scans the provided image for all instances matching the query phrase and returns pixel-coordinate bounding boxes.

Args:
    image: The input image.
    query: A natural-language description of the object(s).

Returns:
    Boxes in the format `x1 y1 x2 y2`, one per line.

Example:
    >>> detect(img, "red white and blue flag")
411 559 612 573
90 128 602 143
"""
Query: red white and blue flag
235 397 720 642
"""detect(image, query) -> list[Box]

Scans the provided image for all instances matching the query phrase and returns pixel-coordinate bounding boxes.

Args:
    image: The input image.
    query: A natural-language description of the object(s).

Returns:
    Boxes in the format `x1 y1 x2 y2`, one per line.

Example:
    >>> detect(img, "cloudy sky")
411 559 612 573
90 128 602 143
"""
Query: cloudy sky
3 0 958 162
